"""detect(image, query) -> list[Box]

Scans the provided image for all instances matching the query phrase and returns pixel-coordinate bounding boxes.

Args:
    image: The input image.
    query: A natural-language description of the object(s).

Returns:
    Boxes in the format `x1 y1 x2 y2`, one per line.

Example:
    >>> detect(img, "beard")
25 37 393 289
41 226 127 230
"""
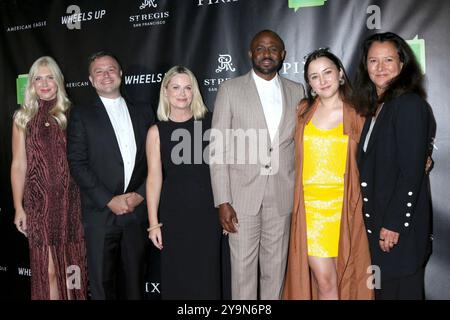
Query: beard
252 58 281 75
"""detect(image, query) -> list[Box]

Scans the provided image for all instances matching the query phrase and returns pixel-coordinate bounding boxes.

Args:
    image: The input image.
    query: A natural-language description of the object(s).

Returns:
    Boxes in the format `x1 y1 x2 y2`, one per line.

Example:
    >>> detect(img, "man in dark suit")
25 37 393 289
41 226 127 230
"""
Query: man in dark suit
67 52 154 299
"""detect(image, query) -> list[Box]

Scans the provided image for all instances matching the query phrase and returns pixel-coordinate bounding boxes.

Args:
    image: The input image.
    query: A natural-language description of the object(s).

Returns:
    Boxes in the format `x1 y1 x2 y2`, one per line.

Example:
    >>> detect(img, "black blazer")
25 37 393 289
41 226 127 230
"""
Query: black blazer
357 93 435 280
67 96 155 227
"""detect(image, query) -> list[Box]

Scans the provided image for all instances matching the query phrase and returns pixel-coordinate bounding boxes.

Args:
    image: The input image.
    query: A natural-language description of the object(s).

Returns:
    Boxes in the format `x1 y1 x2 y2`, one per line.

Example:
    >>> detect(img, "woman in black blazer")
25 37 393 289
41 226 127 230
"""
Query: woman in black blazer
353 32 435 300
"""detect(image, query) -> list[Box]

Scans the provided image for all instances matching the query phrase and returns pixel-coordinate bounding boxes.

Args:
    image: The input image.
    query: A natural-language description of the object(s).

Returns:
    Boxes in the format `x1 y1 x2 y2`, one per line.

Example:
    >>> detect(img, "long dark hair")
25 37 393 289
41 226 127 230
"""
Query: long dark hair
353 32 426 116
301 48 353 116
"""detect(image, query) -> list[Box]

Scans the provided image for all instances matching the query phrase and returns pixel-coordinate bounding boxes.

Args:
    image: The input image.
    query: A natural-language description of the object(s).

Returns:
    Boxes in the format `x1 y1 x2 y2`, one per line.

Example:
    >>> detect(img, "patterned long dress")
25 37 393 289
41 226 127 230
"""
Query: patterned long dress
23 99 88 300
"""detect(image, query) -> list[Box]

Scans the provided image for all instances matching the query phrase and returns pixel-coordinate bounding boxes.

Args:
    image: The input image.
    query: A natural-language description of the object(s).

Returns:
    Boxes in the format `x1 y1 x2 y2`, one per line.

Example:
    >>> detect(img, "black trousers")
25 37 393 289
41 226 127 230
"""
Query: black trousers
84 221 148 300
375 267 425 300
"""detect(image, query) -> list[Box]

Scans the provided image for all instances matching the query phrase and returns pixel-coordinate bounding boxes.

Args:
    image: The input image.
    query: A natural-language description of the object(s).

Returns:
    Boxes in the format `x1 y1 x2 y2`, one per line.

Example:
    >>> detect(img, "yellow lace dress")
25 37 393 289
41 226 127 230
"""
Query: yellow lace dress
302 121 348 257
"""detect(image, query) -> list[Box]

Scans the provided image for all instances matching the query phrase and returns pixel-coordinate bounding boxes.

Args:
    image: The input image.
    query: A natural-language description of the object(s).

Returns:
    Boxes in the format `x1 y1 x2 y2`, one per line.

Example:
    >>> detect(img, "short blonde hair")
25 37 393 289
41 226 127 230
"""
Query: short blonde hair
157 66 208 121
14 56 71 130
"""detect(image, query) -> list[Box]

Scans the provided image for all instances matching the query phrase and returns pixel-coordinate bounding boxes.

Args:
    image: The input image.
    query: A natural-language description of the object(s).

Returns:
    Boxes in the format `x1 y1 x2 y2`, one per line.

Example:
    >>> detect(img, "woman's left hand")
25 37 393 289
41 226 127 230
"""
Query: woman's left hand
379 227 399 253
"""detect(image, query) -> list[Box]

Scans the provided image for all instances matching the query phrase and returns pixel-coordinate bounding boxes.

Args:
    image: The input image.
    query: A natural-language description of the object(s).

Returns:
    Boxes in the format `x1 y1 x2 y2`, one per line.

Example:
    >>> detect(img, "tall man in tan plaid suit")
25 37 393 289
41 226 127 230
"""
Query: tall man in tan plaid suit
210 30 304 299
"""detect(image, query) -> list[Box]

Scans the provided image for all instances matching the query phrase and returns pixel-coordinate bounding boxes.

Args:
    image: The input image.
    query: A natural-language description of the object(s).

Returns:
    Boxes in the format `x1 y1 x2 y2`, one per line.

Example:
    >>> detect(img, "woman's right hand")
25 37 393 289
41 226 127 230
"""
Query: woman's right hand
425 155 434 174
14 208 27 237
149 227 163 250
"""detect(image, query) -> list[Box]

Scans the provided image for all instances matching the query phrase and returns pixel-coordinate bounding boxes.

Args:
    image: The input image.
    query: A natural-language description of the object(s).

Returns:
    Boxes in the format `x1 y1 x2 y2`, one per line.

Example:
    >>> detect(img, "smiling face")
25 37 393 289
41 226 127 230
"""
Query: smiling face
165 73 193 112
307 57 343 100
89 55 122 98
367 41 404 95
249 31 285 80
32 66 58 101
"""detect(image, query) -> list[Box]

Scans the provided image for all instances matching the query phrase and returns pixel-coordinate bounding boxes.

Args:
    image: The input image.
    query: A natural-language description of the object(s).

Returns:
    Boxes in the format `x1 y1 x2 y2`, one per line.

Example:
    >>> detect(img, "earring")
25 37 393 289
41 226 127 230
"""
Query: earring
339 78 345 86
311 89 317 97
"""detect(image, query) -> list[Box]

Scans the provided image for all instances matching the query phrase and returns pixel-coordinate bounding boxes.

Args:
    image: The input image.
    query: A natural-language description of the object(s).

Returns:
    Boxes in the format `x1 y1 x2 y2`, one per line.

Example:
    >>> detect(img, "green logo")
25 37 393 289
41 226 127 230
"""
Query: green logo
16 74 28 105
406 35 426 74
289 0 327 12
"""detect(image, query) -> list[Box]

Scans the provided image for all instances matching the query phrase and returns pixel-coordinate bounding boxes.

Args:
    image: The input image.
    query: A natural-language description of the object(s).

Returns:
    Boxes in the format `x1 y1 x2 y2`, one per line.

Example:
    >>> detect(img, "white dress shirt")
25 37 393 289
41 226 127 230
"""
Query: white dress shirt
101 96 137 192
252 70 283 142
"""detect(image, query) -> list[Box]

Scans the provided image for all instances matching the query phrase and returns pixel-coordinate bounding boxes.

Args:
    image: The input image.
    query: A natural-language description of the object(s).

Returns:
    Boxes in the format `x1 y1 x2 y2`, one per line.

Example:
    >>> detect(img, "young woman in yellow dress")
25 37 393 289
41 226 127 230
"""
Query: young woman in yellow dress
283 49 373 300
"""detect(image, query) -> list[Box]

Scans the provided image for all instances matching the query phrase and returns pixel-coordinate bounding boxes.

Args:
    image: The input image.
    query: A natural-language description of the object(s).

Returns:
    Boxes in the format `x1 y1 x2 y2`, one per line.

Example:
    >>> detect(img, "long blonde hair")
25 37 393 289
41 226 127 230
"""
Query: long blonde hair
14 56 71 130
157 66 208 121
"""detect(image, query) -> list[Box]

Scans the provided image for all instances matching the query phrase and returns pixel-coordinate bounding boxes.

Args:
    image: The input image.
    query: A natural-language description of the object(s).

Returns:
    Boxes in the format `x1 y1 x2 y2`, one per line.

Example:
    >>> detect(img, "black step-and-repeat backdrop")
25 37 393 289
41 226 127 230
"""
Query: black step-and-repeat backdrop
1 0 449 299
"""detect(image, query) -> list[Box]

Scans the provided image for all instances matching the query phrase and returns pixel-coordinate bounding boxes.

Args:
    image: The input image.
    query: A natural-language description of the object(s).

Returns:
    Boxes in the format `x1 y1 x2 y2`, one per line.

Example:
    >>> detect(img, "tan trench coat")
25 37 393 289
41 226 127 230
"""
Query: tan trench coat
282 99 374 300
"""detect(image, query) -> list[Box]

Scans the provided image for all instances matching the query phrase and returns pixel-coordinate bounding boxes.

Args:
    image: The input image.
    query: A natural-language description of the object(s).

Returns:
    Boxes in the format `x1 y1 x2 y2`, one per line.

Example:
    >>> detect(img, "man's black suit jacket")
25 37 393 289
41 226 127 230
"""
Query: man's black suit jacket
67 96 155 227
